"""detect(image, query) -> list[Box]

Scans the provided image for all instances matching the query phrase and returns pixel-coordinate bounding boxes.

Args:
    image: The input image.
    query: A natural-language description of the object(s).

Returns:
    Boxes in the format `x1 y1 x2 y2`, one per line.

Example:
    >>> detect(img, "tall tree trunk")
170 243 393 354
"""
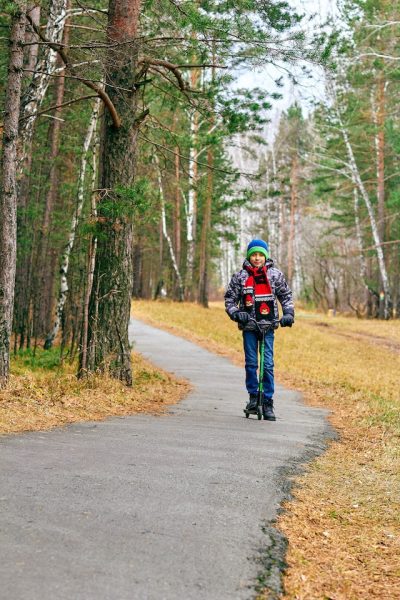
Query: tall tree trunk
185 68 200 301
132 240 143 298
79 136 99 375
82 0 142 385
198 146 213 307
17 0 67 172
14 0 67 348
155 158 184 300
44 99 100 349
198 59 215 308
353 188 370 312
0 2 27 388
174 146 181 286
371 78 387 318
334 101 391 318
36 14 70 336
25 4 40 73
287 153 298 288
371 78 386 243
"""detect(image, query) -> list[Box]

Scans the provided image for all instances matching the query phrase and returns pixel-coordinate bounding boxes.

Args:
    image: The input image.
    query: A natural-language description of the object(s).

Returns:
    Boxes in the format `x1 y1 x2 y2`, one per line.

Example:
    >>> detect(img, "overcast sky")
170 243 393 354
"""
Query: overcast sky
235 0 339 139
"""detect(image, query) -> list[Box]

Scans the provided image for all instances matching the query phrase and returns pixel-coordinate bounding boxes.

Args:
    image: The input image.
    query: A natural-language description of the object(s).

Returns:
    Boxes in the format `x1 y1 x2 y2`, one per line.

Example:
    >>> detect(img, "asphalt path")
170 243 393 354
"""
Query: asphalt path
0 319 331 600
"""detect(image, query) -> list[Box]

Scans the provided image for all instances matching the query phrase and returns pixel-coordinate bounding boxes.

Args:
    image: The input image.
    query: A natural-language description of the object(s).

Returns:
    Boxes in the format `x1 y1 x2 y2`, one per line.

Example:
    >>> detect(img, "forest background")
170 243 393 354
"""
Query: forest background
1 0 400 388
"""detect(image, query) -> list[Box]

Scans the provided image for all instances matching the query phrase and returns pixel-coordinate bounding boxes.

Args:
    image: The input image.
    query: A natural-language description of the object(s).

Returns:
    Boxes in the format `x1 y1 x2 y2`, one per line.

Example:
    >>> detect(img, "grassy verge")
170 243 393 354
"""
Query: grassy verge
0 346 191 435
133 299 400 599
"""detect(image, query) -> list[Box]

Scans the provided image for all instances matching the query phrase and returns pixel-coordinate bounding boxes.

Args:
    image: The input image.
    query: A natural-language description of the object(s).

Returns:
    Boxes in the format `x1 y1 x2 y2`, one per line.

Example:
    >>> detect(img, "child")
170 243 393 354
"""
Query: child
224 239 294 420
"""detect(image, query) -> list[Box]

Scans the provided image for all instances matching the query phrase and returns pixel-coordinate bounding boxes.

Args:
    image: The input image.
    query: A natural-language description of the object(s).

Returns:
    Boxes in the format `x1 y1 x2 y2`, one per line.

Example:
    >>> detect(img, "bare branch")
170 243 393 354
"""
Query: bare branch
138 133 239 176
26 13 121 127
19 94 98 121
361 239 400 252
355 52 400 62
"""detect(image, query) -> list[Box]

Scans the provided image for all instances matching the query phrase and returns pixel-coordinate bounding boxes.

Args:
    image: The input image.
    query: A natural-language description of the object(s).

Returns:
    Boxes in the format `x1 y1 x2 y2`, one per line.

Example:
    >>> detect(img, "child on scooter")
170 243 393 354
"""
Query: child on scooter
224 239 294 420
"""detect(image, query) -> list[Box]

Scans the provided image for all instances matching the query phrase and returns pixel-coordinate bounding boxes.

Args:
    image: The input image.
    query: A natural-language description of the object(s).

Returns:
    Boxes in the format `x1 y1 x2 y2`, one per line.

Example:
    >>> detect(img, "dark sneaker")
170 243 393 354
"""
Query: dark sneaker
245 394 258 413
262 400 276 421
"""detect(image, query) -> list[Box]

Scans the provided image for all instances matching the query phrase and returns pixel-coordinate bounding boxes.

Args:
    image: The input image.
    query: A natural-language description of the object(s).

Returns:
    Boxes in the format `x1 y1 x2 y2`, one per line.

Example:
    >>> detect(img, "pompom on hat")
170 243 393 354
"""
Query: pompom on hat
246 239 269 260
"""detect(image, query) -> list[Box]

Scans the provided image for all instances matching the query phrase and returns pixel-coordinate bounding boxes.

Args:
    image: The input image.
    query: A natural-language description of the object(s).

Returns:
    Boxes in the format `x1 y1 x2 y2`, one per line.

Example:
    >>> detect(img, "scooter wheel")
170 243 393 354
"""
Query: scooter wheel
257 408 262 420
245 411 249 418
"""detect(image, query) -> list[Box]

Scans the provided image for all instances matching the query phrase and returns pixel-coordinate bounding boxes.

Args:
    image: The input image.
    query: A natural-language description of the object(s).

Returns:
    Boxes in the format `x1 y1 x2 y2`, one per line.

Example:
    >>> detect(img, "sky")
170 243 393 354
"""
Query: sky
235 0 339 139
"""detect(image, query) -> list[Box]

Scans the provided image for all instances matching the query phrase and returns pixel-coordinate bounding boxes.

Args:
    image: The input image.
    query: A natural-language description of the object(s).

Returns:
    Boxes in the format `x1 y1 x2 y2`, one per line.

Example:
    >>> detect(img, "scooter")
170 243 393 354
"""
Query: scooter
244 320 276 420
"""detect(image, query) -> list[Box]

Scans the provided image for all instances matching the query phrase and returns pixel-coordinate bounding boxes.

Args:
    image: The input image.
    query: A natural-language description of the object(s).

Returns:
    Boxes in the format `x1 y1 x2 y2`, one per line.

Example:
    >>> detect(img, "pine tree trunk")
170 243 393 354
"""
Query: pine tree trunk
198 146 213 307
0 2 27 388
353 188 370 312
371 78 386 243
270 146 281 265
287 153 298 288
132 240 143 298
82 0 142 385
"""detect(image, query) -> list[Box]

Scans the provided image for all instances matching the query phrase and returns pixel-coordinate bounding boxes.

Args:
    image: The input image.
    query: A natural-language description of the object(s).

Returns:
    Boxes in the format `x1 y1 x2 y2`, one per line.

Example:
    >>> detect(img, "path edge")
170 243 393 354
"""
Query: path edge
254 425 338 598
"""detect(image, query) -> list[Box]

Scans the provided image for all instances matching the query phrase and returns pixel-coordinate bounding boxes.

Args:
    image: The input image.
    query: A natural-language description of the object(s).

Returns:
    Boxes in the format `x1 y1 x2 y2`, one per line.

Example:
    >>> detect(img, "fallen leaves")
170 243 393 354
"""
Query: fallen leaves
0 351 191 435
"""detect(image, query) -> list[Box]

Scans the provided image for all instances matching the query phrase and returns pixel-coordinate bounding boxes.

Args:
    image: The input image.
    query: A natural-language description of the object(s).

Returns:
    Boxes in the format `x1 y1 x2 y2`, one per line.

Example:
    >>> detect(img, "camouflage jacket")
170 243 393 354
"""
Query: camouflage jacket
224 258 294 331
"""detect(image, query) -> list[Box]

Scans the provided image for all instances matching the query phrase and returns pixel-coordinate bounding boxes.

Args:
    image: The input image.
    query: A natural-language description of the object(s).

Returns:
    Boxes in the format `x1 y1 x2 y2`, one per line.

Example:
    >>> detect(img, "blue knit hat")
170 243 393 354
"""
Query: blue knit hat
246 239 269 260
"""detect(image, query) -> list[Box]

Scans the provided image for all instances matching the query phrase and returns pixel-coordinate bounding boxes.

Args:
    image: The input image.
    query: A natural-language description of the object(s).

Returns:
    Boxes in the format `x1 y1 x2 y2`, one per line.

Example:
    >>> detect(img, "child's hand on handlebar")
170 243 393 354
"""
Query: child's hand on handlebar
233 311 250 325
280 314 294 327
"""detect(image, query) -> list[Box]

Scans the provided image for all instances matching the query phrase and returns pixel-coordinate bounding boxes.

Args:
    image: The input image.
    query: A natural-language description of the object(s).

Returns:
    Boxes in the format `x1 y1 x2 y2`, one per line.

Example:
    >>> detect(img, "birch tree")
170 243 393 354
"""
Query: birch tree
330 82 392 318
44 98 101 350
154 157 184 301
18 0 68 171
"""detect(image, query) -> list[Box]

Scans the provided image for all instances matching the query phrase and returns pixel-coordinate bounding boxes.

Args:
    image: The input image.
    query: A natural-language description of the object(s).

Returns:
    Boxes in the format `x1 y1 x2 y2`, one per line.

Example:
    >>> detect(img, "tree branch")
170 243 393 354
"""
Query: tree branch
139 57 187 91
19 94 98 121
138 133 239 176
26 13 121 128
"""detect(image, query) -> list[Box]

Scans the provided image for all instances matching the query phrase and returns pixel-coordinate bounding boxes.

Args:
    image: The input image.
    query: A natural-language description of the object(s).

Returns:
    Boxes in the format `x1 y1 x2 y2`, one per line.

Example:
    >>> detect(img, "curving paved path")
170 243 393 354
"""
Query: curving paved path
0 319 331 600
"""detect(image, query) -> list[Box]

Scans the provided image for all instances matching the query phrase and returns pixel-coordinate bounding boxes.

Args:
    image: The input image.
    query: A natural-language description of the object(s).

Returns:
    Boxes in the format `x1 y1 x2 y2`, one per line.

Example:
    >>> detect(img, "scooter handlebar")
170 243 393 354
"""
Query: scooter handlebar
248 318 279 332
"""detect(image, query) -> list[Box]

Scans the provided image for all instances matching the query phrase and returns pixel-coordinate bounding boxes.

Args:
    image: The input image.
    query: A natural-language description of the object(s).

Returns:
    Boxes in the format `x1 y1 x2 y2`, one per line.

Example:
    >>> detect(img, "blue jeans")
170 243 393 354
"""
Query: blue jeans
242 329 274 400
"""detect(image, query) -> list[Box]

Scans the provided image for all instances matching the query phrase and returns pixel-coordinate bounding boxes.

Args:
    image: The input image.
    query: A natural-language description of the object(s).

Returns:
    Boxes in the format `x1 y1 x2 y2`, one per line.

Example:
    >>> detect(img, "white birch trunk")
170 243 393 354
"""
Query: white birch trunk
334 104 391 318
185 108 199 298
154 157 184 300
44 99 100 349
353 187 370 309
79 132 99 373
18 0 68 170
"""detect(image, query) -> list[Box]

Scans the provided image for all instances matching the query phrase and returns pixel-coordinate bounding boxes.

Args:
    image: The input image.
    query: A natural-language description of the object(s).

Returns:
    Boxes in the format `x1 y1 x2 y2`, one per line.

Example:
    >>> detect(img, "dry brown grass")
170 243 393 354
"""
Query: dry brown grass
0 349 191 435
133 299 400 600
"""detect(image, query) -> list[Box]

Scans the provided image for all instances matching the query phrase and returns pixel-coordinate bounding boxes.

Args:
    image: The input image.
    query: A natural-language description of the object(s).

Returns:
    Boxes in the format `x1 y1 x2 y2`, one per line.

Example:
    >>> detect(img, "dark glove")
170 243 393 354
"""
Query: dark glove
233 311 250 325
280 314 294 327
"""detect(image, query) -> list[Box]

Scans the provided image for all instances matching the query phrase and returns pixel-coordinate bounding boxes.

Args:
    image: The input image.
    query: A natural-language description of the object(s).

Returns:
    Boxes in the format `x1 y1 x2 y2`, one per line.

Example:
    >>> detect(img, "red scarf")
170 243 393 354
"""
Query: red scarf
243 264 274 321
